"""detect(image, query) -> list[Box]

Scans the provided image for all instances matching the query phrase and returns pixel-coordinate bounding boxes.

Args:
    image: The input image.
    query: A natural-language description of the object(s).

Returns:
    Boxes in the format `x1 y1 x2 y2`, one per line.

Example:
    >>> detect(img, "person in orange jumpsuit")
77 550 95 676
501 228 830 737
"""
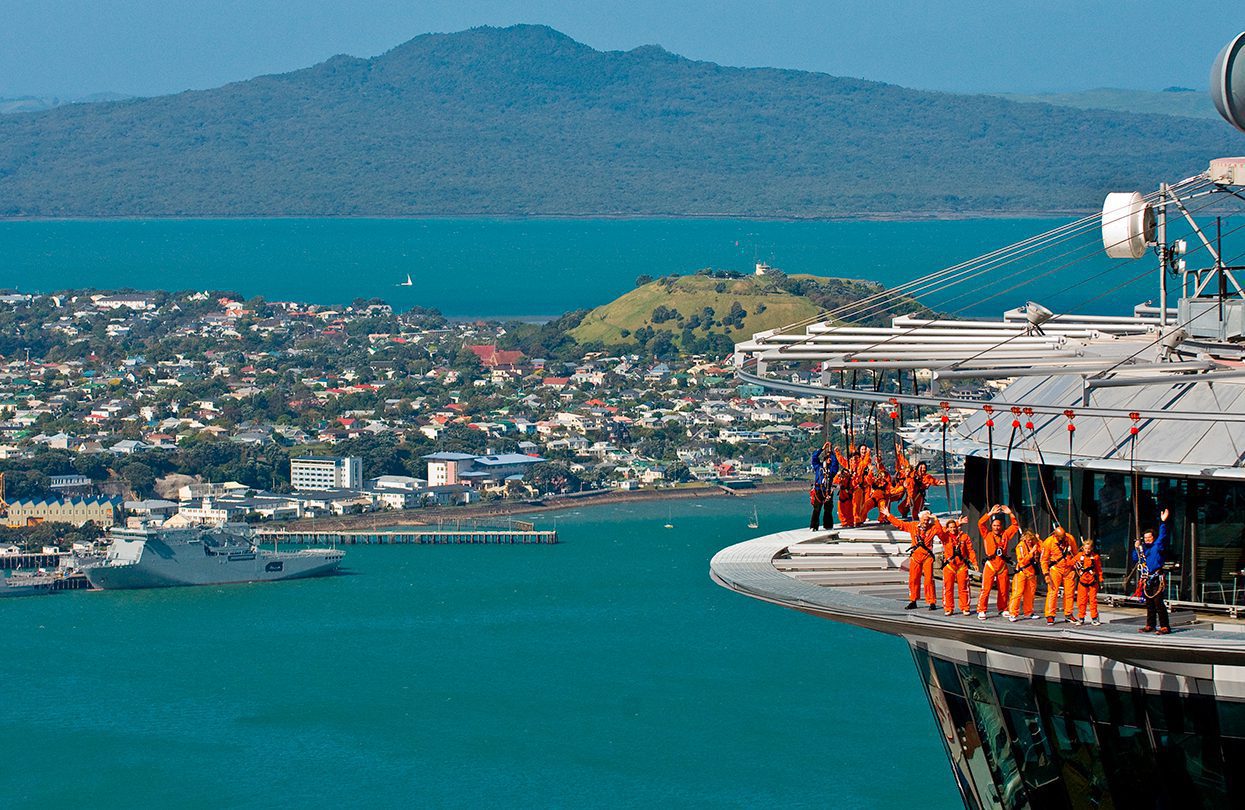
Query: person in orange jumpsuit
893 453 913 516
832 446 856 527
939 517 978 615
1007 531 1041 621
866 457 908 523
1073 537 1103 626
1041 526 1079 625
977 504 1018 619
850 444 872 525
881 505 945 610
905 461 944 518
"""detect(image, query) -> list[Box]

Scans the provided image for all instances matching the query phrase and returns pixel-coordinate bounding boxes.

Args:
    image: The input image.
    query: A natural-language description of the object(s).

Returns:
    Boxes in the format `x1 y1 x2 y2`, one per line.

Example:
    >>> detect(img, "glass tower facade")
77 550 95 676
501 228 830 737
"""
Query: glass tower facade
912 644 1245 808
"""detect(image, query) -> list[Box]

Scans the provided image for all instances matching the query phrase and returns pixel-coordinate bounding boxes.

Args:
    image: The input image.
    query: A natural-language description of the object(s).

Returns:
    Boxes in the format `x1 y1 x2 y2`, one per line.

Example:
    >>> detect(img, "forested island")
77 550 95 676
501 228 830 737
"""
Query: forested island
0 25 1237 219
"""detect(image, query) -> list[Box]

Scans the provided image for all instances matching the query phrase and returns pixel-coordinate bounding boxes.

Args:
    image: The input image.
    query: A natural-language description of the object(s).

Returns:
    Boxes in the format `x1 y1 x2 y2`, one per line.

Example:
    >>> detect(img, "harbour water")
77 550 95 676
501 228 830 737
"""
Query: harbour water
0 495 958 808
0 217 1145 318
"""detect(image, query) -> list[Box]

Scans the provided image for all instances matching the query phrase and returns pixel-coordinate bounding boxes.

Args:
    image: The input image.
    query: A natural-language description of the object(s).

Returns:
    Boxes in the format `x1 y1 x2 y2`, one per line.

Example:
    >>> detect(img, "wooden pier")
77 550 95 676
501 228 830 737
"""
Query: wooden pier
255 524 558 546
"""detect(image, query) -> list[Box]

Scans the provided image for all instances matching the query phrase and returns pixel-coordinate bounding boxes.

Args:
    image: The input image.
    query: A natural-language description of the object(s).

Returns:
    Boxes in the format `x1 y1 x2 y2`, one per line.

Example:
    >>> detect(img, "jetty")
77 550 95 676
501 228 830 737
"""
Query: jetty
255 520 557 546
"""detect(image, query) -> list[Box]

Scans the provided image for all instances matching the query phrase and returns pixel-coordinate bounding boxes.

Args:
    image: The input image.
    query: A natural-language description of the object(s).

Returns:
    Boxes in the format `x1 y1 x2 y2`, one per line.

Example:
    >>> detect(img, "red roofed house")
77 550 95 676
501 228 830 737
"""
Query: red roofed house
466 345 526 368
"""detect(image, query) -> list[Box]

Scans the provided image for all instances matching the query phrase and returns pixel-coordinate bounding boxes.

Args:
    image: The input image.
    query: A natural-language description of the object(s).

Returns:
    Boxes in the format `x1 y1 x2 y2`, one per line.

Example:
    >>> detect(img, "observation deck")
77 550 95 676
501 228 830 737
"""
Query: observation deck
711 524 1245 678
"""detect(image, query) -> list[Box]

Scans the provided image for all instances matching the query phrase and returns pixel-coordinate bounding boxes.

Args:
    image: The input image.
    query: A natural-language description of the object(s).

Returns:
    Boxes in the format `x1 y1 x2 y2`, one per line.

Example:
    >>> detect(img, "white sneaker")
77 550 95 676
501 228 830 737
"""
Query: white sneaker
962 610 971 616
1027 614 1039 620
978 611 987 620
1091 618 1100 626
1009 614 1019 622
1001 611 1012 619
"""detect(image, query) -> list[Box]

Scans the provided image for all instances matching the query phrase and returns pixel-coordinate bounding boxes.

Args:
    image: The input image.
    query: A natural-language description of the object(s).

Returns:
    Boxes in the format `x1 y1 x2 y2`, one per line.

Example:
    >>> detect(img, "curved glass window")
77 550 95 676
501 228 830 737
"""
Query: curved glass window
912 646 1245 809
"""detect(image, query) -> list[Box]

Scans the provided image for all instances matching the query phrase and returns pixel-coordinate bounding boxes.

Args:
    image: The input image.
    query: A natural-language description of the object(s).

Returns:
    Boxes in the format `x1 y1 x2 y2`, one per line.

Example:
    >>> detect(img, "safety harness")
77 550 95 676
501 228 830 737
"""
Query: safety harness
1016 543 1041 574
1074 553 1101 587
1047 539 1074 570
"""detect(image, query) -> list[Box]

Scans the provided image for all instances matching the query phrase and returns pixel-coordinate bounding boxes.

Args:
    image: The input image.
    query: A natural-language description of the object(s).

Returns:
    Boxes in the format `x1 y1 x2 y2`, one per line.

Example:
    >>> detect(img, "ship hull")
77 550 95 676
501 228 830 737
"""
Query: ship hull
84 534 344 589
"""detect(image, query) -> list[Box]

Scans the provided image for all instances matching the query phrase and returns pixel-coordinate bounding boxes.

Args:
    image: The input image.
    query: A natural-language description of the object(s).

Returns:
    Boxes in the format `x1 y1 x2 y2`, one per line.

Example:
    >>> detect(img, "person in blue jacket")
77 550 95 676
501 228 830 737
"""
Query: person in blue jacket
1133 508 1171 634
809 441 840 531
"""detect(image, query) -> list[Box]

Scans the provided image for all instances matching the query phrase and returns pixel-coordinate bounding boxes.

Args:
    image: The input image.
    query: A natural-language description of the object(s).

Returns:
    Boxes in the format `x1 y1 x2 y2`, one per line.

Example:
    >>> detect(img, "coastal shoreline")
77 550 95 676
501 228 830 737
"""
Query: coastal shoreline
280 481 809 532
0 210 1087 224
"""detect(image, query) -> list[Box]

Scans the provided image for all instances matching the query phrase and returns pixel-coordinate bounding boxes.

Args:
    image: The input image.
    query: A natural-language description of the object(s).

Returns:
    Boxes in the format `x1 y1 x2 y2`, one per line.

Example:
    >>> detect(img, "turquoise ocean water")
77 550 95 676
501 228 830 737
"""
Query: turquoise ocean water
0 217 1167 317
0 215 1142 807
0 495 959 809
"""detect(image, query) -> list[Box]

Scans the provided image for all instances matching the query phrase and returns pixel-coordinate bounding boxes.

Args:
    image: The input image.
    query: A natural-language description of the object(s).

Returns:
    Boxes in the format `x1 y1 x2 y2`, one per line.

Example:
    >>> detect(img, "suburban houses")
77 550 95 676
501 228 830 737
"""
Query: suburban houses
0 289 825 530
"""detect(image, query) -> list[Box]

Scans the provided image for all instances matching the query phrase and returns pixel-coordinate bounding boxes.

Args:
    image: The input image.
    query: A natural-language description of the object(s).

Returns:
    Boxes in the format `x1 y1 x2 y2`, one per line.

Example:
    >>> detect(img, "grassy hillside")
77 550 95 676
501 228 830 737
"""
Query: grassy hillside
569 271 910 349
0 25 1239 218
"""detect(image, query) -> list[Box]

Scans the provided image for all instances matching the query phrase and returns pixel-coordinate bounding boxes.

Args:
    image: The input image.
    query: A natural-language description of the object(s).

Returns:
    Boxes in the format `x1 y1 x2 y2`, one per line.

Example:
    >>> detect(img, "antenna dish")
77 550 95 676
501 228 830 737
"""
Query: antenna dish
1022 301 1053 335
1211 32 1245 133
1101 192 1155 259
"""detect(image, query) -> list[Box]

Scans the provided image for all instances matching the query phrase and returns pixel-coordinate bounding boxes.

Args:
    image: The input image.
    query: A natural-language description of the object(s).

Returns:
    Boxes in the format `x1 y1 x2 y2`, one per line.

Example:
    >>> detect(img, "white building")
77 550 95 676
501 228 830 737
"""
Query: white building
423 452 477 487
290 456 363 491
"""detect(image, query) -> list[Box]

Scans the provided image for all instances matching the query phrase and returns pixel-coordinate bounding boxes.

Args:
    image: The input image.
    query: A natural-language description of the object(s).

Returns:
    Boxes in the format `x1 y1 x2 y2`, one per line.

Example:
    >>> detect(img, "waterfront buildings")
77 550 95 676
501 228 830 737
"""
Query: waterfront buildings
423 452 477 487
290 456 363 491
6 495 121 528
423 451 545 487
0 289 822 529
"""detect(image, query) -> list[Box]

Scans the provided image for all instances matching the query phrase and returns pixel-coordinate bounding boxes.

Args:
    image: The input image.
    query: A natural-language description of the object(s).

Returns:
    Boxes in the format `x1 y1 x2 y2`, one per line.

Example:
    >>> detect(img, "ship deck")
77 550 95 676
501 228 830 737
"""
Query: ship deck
710 522 1245 672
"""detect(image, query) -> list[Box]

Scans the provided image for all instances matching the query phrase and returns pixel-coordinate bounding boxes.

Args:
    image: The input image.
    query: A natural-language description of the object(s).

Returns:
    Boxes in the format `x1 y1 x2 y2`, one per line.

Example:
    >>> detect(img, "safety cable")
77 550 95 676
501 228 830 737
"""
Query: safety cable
774 178 1205 338
842 190 1230 363
814 175 1212 327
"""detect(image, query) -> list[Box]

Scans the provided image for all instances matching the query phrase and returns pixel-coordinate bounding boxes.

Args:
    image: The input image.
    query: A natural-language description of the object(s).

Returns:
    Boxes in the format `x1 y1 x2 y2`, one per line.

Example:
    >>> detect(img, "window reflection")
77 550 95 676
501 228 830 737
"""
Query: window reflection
913 649 1245 808
957 456 1245 604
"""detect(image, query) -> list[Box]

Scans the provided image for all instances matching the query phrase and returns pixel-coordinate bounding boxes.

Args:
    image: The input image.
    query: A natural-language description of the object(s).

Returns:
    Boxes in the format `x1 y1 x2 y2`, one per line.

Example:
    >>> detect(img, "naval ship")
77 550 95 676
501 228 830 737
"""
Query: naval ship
712 35 1245 808
84 524 344 589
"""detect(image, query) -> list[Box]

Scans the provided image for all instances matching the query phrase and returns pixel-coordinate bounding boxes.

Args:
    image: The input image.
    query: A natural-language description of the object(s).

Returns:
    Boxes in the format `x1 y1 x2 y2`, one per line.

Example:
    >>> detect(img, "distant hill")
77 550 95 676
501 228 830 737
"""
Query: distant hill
568 270 927 351
993 86 1217 120
0 25 1240 218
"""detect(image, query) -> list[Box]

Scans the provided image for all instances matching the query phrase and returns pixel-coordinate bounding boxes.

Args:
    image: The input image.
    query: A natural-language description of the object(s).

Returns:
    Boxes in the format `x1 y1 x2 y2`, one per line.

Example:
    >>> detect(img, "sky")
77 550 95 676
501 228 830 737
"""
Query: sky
1 0 1241 98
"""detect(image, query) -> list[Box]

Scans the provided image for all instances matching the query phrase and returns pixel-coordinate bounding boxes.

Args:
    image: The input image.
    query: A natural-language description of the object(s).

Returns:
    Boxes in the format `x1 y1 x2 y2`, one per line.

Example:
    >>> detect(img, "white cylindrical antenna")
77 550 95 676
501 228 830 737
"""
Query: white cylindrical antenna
1101 192 1155 259
1211 32 1245 133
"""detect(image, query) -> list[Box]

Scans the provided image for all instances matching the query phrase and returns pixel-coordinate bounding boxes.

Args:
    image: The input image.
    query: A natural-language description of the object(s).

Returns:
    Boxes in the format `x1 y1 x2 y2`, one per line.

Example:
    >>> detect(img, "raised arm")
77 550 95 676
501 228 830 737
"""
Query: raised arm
882 509 913 535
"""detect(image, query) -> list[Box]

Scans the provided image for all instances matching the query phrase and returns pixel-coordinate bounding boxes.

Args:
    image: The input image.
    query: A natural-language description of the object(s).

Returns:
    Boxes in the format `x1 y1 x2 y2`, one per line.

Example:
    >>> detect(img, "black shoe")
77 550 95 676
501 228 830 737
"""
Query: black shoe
928 604 938 610
905 601 918 610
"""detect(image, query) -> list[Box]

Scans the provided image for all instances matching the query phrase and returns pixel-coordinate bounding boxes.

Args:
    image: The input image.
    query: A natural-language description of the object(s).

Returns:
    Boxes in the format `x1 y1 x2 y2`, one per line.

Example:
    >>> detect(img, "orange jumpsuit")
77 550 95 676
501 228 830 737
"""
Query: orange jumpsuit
1074 551 1103 620
863 465 906 522
885 512 944 606
850 449 872 524
834 452 856 528
941 529 978 614
977 513 1018 614
894 455 912 516
1041 533 1078 619
1008 538 1040 617
906 469 944 517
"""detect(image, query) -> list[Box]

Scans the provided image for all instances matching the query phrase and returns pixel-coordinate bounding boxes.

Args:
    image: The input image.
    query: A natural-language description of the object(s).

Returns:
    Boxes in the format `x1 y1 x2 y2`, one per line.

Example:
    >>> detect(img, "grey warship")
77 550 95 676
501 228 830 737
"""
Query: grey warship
84 525 344 589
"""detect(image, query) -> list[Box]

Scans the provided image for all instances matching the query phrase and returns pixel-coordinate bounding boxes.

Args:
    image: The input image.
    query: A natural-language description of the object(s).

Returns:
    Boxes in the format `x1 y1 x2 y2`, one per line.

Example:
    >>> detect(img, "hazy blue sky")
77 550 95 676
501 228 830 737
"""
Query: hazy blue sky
1 1 1240 98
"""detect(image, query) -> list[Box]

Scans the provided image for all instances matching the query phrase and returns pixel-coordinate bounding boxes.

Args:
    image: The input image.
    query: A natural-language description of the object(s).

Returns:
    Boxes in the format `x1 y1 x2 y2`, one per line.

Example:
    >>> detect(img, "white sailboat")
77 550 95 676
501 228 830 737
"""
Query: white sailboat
397 273 413 287
747 505 759 530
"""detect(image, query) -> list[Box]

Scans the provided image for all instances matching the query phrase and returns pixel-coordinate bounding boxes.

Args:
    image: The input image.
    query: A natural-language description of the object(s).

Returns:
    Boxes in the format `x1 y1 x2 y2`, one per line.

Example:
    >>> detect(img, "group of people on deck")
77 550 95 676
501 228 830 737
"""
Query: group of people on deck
808 440 943 531
809 441 1174 634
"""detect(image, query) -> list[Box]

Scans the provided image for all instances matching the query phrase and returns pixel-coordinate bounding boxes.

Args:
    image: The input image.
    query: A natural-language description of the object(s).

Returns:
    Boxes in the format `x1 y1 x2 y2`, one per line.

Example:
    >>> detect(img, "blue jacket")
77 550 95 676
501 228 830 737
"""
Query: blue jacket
1132 521 1169 574
811 448 839 487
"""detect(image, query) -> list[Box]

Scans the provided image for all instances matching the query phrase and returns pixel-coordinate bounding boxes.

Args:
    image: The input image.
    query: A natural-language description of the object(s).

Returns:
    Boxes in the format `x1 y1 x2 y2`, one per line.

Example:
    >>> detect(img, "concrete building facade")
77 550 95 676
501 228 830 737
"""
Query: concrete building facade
290 456 363 491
